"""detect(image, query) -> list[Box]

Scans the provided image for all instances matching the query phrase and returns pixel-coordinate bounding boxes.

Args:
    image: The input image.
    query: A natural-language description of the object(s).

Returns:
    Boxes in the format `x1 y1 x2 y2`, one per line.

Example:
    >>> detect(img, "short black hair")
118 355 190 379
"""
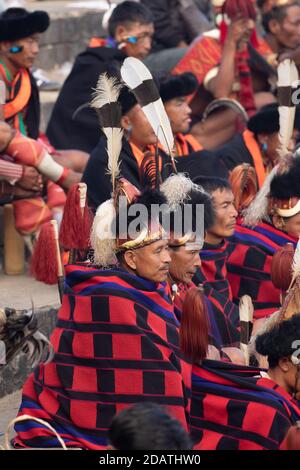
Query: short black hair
193 176 231 195
262 3 299 33
255 314 300 368
109 402 192 450
169 188 215 236
108 1 153 38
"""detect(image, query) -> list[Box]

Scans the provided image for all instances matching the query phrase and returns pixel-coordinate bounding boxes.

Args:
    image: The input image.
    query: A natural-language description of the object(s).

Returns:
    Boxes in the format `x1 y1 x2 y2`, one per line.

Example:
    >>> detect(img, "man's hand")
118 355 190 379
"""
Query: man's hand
0 121 13 152
226 18 251 46
17 166 43 192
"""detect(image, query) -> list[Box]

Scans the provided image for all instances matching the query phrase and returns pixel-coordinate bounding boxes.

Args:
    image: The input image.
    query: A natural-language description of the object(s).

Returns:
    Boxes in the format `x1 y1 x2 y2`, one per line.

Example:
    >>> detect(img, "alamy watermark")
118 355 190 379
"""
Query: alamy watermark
290 82 300 105
96 196 205 245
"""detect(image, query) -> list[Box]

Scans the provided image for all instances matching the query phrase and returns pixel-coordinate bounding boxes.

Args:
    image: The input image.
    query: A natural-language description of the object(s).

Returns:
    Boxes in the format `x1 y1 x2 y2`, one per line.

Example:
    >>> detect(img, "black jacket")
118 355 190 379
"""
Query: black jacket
82 136 228 212
46 46 126 153
215 133 254 172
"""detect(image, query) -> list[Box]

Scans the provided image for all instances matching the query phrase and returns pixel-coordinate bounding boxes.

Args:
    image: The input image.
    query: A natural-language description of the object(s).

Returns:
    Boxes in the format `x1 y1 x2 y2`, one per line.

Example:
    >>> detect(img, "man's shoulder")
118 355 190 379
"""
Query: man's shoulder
76 45 126 64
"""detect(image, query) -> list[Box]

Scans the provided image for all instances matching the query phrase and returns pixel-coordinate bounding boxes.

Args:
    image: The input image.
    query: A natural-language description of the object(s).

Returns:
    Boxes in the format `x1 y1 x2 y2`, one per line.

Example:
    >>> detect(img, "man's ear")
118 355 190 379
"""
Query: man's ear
123 250 137 271
278 357 291 373
272 214 285 230
114 24 128 43
268 19 280 35
257 133 268 145
121 114 131 132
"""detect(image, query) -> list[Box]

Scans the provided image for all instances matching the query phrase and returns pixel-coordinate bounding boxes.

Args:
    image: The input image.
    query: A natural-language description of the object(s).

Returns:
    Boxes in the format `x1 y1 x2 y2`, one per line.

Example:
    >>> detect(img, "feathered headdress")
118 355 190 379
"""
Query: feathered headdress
91 73 123 192
120 57 176 170
90 73 124 267
243 59 299 226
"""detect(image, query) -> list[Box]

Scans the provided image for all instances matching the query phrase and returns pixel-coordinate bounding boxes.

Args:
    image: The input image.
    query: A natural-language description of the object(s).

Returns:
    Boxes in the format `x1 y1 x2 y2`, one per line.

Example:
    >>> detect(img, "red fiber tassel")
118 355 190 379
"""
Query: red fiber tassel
31 222 58 284
47 181 67 209
271 244 294 292
179 287 210 363
59 183 93 250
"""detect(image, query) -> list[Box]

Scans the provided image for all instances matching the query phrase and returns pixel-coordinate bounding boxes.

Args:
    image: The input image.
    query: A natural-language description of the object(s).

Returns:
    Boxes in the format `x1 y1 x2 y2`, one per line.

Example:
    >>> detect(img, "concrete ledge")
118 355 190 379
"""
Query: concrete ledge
0 305 58 398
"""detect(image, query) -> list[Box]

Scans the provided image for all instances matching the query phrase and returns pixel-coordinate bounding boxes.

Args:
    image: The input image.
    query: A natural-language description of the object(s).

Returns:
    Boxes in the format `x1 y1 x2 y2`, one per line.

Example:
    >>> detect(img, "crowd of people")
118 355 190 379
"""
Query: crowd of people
1 0 300 451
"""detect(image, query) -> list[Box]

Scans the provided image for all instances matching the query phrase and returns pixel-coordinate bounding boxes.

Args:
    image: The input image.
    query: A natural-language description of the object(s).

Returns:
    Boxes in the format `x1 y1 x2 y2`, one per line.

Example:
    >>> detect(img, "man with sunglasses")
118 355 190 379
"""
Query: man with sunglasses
46 1 154 154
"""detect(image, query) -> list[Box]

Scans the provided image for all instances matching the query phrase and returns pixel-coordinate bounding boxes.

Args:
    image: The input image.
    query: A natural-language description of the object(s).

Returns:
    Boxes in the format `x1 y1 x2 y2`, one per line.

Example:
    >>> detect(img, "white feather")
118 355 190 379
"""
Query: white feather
120 57 174 155
91 73 123 191
243 165 278 226
103 127 123 191
90 199 117 267
288 236 300 290
239 295 254 324
161 173 208 209
277 59 298 156
91 73 121 109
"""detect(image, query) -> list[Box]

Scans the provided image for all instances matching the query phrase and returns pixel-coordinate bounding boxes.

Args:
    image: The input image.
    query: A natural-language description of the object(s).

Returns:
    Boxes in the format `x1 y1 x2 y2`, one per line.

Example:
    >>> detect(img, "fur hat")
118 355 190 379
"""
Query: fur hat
248 103 300 135
158 72 198 103
268 156 300 218
0 8 49 42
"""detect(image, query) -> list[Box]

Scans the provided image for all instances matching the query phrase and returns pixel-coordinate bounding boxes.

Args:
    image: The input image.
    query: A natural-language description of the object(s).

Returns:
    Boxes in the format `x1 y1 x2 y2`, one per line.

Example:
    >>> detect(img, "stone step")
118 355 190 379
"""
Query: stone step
27 1 109 71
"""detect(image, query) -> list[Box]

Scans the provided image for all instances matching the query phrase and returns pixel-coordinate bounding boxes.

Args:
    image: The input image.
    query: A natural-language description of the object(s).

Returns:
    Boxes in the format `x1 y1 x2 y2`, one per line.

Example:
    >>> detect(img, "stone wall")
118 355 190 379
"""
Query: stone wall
36 10 105 71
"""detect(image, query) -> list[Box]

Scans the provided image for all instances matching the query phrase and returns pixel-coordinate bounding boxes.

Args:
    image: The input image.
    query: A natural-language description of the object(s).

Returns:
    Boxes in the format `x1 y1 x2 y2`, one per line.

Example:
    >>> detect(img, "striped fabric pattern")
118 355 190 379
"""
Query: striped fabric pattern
14 265 191 449
227 222 298 319
191 360 300 450
193 242 240 347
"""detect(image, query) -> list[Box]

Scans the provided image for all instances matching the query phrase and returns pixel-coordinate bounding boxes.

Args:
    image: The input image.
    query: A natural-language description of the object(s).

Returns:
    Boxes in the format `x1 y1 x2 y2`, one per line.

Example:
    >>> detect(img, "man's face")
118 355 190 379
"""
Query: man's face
260 129 298 164
164 97 192 135
124 104 157 147
1 34 40 69
115 21 154 60
169 243 202 284
271 5 300 49
125 239 171 283
273 211 300 238
206 189 237 243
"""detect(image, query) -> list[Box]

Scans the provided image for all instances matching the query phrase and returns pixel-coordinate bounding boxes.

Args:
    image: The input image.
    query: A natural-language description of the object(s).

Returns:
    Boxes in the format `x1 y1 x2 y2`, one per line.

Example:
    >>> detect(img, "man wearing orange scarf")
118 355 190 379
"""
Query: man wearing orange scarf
0 8 83 237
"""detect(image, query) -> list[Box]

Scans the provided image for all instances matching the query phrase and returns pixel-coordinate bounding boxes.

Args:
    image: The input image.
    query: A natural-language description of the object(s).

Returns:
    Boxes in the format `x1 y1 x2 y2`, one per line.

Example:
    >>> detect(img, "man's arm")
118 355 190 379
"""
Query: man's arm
206 18 249 98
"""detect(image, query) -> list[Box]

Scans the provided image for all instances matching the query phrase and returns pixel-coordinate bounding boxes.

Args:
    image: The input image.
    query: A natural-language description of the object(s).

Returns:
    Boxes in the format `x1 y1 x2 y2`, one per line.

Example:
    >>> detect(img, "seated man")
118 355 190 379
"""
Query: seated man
141 0 211 74
216 103 299 189
173 0 276 145
261 2 300 69
227 156 300 319
190 176 240 346
46 2 154 153
161 174 241 355
13 188 192 449
159 72 203 154
191 314 300 450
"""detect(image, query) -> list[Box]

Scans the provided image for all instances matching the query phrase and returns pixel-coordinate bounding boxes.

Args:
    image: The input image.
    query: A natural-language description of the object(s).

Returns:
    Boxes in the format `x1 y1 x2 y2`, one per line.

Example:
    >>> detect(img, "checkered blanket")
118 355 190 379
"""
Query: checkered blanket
191 360 300 450
14 266 191 449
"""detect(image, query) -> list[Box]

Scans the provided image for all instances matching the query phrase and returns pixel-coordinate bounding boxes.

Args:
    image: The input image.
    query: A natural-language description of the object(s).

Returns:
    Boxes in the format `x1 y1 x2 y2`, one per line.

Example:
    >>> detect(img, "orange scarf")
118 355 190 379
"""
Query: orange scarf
242 129 267 189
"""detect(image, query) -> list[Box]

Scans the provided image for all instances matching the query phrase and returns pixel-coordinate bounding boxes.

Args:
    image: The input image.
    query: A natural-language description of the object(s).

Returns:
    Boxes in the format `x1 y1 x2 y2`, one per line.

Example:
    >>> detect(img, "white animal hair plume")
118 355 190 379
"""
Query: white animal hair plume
160 173 207 210
120 57 175 169
277 59 298 157
91 73 123 192
288 236 300 290
242 165 278 226
90 199 117 267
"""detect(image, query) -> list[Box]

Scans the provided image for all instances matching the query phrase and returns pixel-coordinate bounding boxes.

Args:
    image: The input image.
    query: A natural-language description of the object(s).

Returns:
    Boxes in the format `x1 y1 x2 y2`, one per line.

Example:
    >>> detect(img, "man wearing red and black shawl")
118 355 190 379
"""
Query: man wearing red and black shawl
191 176 240 347
226 156 300 320
161 173 240 355
13 189 191 449
190 314 300 450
